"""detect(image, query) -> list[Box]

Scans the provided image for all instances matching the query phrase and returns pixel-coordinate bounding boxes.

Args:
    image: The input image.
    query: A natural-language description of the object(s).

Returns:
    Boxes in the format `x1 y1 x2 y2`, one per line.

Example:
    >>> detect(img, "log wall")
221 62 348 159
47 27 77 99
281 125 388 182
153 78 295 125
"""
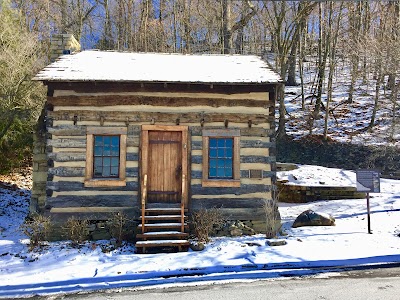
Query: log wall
39 83 277 233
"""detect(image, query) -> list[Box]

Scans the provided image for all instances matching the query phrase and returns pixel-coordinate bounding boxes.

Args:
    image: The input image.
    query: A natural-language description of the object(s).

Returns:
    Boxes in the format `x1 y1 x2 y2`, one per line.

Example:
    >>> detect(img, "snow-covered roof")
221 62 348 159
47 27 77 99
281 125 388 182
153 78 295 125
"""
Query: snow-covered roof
34 50 282 84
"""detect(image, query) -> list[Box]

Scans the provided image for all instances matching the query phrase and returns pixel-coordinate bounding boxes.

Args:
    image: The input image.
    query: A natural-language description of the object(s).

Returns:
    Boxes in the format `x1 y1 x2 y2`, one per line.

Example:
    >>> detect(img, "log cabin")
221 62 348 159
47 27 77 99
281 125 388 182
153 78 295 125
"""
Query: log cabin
32 46 283 251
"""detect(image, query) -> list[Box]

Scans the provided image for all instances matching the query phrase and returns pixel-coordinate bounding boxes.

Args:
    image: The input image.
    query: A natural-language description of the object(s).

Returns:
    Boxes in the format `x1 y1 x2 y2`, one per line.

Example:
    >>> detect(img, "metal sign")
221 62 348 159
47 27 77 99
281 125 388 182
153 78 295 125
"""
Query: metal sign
356 169 380 193
356 169 381 234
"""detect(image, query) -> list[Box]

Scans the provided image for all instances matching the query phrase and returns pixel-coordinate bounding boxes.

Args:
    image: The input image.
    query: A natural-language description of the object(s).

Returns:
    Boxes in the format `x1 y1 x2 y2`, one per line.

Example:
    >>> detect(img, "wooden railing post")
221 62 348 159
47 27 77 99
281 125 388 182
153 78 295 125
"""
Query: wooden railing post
141 174 147 234
181 174 186 233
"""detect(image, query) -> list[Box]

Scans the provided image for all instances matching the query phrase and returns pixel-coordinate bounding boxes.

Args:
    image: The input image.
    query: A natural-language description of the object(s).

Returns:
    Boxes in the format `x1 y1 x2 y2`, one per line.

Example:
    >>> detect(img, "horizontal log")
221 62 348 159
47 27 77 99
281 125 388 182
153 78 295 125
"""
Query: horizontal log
49 95 273 108
190 198 267 210
48 125 141 137
127 136 140 147
191 155 276 164
47 208 139 222
48 152 86 162
47 180 138 192
191 184 272 195
47 81 278 94
48 152 137 163
47 125 86 136
190 170 275 179
191 140 275 150
48 167 138 177
47 138 86 148
48 110 272 124
241 140 275 148
190 127 275 137
46 195 138 208
49 167 85 177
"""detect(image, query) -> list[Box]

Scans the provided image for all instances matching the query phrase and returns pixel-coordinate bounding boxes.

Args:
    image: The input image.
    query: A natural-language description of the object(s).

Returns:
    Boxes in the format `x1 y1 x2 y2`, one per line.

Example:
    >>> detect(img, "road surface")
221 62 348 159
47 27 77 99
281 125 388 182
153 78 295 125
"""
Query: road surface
38 266 400 300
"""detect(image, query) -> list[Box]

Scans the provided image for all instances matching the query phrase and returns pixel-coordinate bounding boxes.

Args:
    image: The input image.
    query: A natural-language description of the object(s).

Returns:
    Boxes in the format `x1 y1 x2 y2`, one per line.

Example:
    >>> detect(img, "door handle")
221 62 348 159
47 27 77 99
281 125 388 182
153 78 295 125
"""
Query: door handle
176 165 182 178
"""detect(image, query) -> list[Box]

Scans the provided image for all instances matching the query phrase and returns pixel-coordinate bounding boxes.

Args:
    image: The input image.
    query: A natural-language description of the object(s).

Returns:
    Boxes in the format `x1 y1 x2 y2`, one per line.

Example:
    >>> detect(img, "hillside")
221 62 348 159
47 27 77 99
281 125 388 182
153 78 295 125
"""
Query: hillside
279 58 399 147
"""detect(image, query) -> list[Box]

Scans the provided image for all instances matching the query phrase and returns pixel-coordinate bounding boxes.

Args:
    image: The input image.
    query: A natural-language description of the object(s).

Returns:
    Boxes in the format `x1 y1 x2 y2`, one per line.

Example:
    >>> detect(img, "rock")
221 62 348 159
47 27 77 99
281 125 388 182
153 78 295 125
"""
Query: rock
230 228 243 236
292 209 335 228
190 242 205 251
266 239 287 246
244 242 261 247
242 227 255 235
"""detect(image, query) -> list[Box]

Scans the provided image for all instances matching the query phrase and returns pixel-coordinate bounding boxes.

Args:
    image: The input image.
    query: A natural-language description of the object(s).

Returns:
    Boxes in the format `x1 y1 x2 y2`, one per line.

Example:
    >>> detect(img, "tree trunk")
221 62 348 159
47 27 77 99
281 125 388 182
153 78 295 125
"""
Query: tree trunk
324 2 343 140
368 66 383 130
276 86 287 139
222 0 232 54
311 2 328 134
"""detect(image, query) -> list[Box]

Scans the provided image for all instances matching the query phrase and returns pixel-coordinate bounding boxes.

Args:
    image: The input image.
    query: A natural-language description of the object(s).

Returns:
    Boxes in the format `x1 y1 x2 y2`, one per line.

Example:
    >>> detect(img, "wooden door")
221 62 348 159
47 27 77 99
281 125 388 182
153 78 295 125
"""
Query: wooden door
141 125 188 205
147 131 182 203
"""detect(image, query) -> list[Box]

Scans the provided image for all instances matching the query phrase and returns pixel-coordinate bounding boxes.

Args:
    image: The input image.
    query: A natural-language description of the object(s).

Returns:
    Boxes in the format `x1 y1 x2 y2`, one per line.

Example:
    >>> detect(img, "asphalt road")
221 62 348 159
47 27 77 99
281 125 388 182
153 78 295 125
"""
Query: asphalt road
40 266 400 300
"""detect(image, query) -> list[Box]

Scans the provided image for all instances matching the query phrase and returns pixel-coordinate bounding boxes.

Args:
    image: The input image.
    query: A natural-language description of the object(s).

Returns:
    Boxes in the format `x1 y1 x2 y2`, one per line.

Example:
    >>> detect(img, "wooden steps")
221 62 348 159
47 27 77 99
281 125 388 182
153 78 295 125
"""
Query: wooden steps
136 231 188 240
135 205 189 253
139 215 187 221
138 222 188 230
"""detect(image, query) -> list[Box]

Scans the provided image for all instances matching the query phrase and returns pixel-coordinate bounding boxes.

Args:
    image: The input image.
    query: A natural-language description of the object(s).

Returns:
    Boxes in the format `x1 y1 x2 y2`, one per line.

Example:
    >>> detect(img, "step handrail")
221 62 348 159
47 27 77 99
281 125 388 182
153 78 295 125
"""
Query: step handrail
141 174 148 233
181 174 186 233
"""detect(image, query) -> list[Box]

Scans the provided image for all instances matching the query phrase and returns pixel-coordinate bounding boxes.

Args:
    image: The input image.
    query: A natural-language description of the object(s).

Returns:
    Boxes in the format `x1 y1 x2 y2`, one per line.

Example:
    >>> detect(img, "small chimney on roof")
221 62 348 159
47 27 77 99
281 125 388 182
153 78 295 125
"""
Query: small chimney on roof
50 33 81 62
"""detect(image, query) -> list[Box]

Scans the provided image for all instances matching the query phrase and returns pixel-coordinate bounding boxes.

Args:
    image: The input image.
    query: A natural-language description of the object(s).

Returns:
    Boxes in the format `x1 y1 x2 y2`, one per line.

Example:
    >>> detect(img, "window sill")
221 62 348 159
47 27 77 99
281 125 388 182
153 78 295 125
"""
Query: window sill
84 179 126 187
202 179 240 188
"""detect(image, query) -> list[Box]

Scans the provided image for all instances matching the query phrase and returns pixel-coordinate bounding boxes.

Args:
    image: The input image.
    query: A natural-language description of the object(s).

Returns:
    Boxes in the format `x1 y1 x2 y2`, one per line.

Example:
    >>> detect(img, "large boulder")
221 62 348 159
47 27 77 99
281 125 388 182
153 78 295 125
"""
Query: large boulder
292 209 335 228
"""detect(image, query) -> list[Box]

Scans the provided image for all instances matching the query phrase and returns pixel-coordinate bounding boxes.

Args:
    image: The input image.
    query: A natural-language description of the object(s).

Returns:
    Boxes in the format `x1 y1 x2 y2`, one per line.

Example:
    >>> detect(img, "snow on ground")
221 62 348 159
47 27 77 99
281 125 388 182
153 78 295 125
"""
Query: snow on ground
0 166 399 298
278 164 357 187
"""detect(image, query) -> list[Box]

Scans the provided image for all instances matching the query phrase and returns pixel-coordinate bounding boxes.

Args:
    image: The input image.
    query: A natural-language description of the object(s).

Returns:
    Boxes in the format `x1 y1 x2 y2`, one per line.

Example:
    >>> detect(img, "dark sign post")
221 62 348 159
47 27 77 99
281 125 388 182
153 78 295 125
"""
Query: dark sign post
356 170 381 234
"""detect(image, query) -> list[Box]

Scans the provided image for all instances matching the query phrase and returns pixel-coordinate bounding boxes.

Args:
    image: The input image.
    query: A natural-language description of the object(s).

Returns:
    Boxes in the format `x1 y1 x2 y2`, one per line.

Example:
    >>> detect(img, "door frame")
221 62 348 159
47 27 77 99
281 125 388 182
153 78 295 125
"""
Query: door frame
140 125 189 207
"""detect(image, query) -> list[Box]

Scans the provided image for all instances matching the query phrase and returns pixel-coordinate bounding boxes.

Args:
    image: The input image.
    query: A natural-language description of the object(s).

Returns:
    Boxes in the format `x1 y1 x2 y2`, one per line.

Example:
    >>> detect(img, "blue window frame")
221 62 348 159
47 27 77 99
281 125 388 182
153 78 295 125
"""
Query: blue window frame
93 135 120 178
208 138 234 179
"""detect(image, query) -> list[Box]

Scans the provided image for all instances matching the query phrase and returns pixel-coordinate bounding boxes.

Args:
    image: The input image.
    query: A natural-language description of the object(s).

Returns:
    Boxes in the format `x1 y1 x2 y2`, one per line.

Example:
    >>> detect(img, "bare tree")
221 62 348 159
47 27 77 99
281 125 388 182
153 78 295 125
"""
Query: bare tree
323 2 344 140
222 0 256 54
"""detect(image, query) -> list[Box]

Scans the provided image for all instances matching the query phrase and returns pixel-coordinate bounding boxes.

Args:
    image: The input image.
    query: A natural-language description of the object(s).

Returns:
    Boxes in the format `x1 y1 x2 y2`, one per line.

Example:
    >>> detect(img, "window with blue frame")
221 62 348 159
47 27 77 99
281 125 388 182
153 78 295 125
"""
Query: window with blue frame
208 138 234 179
93 135 120 178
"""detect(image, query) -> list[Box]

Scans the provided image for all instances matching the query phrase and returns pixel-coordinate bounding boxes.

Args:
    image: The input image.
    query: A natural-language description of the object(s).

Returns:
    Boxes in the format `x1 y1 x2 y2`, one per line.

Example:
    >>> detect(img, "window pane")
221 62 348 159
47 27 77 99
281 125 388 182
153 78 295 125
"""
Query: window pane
217 149 224 157
103 136 111 146
103 157 111 166
226 158 233 168
217 168 225 177
94 146 102 156
209 167 217 178
94 157 102 167
111 136 119 146
226 139 233 147
110 167 119 177
217 159 225 168
111 146 119 156
210 149 217 158
103 168 110 177
94 136 103 146
103 145 111 156
209 158 217 168
217 139 225 147
111 157 119 167
226 148 233 158
209 138 217 147
94 166 103 176
225 168 233 178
